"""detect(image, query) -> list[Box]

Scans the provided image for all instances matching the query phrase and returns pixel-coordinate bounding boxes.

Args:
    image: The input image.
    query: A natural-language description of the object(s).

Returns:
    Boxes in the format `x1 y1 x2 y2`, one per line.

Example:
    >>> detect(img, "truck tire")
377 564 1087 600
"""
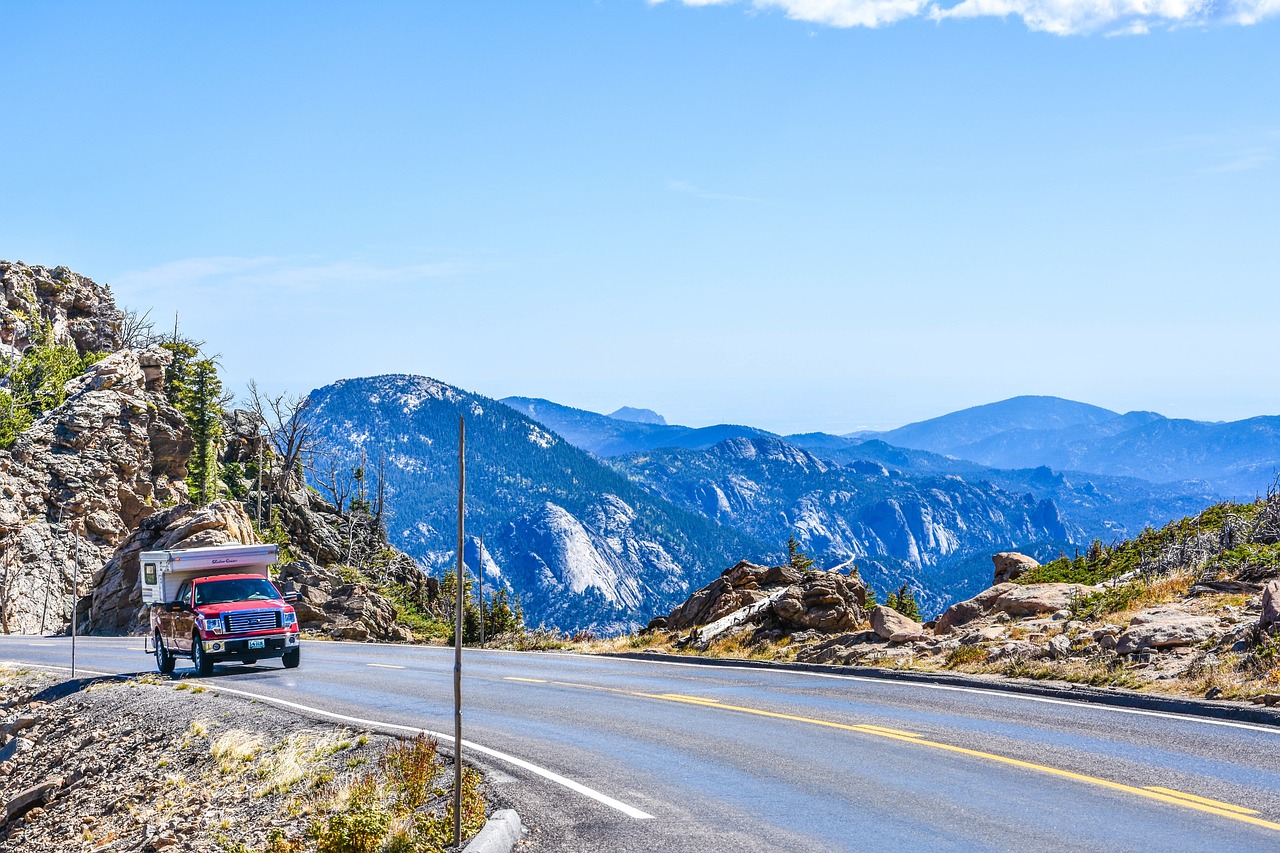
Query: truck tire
282 647 300 669
154 632 175 675
192 634 214 677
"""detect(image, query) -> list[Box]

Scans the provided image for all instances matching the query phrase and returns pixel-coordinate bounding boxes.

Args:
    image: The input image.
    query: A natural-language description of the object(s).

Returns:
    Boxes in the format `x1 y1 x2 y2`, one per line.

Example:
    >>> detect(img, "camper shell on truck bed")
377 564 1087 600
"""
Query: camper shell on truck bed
145 544 301 677
140 544 280 604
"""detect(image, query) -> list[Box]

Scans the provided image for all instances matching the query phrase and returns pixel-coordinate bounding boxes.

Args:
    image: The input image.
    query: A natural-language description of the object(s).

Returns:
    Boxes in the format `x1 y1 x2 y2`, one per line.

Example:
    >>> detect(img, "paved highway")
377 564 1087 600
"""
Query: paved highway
3 635 1279 851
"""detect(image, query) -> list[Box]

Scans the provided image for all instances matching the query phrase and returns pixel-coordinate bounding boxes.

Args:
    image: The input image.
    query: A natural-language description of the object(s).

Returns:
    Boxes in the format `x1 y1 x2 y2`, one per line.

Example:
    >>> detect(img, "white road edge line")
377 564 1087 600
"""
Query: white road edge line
17 639 1279 735
2 659 655 821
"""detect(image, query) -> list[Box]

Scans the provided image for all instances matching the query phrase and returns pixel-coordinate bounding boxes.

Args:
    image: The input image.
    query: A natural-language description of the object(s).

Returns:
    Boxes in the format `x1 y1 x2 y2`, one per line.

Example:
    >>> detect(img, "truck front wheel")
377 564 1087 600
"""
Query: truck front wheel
192 634 214 677
154 632 174 675
282 647 300 669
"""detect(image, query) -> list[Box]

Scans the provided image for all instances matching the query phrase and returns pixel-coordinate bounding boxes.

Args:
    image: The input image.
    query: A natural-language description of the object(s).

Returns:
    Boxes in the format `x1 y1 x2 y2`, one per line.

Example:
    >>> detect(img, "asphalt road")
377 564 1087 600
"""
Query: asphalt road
3 636 1279 852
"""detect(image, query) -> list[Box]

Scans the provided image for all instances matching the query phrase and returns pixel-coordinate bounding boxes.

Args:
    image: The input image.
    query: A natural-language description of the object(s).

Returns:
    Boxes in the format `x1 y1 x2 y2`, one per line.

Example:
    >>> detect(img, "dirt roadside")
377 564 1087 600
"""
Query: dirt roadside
0 665 489 853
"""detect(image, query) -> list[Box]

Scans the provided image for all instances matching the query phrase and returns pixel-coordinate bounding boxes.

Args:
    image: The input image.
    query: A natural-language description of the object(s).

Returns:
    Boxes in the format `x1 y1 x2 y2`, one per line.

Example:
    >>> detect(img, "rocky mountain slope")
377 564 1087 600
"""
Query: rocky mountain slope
305 376 764 633
612 436 1224 615
612 436 1077 615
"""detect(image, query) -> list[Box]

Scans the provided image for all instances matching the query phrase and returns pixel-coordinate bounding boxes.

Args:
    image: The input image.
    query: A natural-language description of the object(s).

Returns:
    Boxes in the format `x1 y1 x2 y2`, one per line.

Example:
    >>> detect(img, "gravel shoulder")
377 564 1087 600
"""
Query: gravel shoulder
0 665 492 853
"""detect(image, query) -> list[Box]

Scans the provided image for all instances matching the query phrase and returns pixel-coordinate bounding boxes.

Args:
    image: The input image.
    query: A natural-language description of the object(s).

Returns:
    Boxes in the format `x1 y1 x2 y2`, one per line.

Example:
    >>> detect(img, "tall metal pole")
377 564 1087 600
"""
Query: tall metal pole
453 416 465 848
477 534 485 647
71 527 79 678
256 440 263 529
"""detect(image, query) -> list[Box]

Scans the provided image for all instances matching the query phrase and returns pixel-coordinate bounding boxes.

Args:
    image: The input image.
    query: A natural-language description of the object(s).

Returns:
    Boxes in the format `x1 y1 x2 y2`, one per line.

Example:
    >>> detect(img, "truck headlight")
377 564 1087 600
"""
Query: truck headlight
282 612 297 628
198 615 225 635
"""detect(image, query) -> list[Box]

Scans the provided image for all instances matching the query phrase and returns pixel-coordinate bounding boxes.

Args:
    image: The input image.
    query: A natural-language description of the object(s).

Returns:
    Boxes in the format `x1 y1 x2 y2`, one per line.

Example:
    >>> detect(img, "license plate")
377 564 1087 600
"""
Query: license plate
248 639 265 649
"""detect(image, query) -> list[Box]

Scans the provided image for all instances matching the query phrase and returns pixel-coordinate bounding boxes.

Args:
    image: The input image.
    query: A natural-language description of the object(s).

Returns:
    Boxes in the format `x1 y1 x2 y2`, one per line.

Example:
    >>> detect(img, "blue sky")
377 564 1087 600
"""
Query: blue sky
2 1 1276 433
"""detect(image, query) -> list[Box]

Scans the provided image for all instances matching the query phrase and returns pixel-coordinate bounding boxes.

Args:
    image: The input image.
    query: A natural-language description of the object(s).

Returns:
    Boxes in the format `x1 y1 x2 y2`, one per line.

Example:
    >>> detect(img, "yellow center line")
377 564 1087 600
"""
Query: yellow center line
502 676 1279 832
505 676 549 683
1145 787 1261 815
366 663 405 669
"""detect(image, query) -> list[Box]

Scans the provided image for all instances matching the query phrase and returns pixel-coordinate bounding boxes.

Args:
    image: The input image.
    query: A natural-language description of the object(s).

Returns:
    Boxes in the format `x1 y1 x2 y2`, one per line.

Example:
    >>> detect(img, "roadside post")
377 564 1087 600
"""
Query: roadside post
477 535 485 647
454 416 465 848
71 521 80 678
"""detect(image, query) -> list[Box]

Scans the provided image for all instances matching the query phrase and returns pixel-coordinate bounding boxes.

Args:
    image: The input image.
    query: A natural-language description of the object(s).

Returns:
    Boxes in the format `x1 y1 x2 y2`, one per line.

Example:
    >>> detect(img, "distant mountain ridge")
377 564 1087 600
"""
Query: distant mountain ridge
501 396 774 458
608 406 666 425
309 383 1251 628
860 395 1280 497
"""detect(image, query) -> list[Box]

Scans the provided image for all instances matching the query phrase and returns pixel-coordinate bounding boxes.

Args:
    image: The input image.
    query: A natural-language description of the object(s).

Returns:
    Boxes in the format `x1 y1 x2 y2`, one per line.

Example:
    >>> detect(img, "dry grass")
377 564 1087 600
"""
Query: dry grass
211 729 264 772
255 731 357 796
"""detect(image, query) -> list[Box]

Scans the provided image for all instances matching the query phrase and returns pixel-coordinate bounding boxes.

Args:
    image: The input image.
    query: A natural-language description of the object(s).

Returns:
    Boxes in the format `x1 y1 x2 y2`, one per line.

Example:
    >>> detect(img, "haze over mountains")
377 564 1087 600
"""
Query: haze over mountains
305 381 1262 631
868 396 1280 498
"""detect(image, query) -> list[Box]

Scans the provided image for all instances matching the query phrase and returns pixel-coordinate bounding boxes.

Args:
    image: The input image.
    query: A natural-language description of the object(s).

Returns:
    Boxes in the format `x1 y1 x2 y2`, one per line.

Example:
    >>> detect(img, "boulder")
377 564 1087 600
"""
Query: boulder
935 582 1096 634
935 584 1019 634
794 631 885 664
666 561 808 631
1262 579 1280 631
993 552 1039 584
3 776 62 824
991 584 1093 618
772 571 865 633
665 561 765 631
1047 634 1073 660
871 605 929 643
1115 608 1218 655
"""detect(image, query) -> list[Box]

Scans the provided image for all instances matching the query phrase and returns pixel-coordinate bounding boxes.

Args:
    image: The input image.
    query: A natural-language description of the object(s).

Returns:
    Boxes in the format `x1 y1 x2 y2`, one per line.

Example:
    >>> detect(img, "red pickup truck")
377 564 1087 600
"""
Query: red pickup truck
151 572 301 677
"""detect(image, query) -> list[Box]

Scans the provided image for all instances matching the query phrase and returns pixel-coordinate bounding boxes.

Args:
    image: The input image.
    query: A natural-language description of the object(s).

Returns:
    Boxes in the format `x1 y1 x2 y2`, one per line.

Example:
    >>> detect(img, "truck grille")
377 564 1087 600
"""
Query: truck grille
224 610 281 634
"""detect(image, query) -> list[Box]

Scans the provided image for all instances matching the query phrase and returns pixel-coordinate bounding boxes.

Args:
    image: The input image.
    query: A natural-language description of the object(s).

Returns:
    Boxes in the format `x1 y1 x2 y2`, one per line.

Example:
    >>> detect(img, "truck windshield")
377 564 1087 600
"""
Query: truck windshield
194 578 282 605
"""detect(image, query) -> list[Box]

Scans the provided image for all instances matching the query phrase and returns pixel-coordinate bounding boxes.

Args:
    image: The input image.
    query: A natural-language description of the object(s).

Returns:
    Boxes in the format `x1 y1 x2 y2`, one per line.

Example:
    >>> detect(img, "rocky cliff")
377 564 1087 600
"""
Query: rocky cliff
0 348 191 634
0 262 123 361
0 261 438 642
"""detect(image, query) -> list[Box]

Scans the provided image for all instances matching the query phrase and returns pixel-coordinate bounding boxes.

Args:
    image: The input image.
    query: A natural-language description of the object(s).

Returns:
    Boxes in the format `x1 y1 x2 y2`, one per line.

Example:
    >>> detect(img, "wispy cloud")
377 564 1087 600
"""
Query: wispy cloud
1206 147 1274 173
650 0 1280 35
1156 130 1279 174
115 256 470 297
667 179 760 202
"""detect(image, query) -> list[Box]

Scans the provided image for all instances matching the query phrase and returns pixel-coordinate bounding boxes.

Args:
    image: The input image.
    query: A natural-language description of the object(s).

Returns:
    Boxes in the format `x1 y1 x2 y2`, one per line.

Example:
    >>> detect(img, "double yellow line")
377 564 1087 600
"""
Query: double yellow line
504 676 1279 832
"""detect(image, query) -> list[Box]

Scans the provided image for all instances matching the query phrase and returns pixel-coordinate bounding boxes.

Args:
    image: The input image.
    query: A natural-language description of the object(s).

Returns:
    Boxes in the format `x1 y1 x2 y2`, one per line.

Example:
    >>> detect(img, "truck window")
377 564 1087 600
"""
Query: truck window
144 562 157 585
193 578 282 605
175 580 190 606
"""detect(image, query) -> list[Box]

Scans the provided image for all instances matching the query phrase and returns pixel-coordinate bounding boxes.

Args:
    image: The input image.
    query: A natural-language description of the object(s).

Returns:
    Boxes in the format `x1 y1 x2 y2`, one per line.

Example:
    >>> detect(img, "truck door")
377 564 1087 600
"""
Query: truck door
170 580 196 653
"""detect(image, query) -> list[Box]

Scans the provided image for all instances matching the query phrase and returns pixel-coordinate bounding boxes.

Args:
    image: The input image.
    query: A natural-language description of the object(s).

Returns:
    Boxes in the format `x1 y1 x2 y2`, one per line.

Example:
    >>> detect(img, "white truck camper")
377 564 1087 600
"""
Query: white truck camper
140 544 280 605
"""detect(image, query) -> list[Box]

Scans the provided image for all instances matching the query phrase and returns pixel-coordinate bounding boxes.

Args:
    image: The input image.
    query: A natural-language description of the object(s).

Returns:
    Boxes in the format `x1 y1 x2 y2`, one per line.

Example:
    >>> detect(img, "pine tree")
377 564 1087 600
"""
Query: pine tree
786 534 814 570
183 358 224 505
886 583 921 621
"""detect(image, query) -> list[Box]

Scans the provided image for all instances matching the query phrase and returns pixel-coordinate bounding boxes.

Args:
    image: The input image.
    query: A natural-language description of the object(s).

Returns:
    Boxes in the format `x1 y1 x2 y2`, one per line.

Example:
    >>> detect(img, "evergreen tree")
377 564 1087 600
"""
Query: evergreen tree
885 583 921 621
182 358 224 505
786 534 814 570
0 321 105 448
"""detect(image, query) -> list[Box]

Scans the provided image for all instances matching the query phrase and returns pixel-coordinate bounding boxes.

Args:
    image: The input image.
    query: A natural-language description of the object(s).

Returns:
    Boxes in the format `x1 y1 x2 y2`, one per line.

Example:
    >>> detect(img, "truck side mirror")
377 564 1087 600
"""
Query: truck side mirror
283 592 300 604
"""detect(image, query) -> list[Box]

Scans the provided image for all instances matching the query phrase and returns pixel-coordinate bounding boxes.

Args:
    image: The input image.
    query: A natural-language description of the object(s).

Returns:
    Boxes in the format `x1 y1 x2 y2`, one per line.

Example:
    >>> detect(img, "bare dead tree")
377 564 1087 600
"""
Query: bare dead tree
311 451 355 513
117 306 159 349
0 549 13 634
246 379 317 493
373 450 387 525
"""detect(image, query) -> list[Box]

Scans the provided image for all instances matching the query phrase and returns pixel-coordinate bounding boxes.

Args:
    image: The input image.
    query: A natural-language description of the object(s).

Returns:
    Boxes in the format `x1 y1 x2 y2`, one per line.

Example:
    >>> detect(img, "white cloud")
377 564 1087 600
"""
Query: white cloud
114 256 469 298
650 0 1280 34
